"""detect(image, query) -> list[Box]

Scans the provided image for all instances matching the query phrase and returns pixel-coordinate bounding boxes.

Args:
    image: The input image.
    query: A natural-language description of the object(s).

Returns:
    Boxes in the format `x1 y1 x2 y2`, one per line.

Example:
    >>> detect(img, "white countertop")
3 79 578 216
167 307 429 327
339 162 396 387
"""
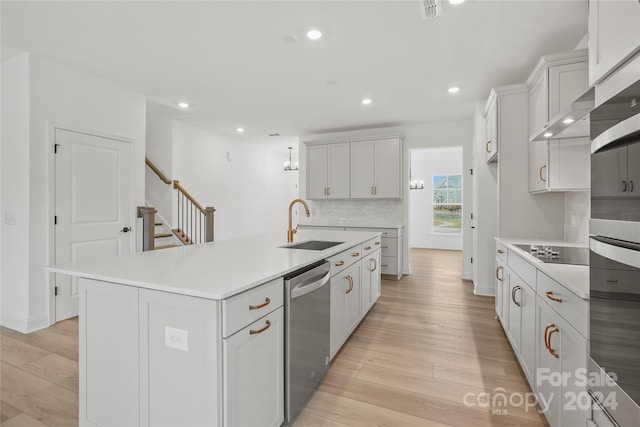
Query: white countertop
497 237 589 299
47 230 380 300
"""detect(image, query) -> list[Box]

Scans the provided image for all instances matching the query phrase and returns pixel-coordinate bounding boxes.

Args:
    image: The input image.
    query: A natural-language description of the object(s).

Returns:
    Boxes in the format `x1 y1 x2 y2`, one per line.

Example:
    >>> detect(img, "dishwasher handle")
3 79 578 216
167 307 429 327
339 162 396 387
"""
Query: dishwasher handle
291 271 331 300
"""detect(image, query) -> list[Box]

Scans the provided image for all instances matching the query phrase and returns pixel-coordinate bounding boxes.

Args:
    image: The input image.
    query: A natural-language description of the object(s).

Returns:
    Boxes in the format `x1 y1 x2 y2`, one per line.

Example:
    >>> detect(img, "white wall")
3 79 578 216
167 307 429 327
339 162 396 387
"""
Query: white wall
1 52 146 332
299 120 473 278
409 147 463 250
171 121 298 241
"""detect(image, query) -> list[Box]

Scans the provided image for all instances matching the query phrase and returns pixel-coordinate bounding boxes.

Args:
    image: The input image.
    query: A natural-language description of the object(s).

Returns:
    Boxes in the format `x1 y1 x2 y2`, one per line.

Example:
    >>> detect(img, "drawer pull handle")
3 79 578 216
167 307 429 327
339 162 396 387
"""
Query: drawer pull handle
249 320 271 335
381 264 388 267
346 276 354 294
486 140 492 153
374 241 381 245
548 327 559 358
544 324 554 351
497 249 504 254
545 291 562 303
352 252 360 257
364 246 372 250
249 297 271 310
495 266 504 282
335 261 345 267
382 246 388 249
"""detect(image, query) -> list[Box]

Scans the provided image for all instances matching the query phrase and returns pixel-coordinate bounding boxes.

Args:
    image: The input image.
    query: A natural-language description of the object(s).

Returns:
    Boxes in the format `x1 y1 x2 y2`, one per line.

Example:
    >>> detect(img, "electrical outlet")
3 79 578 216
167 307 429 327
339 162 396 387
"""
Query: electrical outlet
165 326 188 352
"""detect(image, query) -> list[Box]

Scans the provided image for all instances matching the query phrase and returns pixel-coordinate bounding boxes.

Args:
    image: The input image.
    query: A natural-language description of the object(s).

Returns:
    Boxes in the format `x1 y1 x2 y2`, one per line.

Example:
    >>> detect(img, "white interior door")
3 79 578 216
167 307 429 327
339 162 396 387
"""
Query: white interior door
54 128 132 321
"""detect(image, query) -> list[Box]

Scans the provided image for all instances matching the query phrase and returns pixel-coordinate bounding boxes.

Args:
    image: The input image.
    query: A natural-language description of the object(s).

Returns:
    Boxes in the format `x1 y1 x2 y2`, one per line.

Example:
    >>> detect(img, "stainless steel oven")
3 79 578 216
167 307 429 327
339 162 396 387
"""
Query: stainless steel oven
590 78 640 426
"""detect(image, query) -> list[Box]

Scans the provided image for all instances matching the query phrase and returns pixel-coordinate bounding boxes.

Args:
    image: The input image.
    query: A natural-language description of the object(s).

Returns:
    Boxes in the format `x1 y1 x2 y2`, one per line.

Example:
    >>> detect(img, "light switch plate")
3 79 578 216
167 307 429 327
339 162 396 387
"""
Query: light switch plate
165 326 188 352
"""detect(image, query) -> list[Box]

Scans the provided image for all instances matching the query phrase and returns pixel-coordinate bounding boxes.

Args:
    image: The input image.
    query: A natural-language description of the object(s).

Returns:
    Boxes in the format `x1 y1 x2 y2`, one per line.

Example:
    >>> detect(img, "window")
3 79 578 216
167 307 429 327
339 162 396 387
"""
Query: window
432 175 462 234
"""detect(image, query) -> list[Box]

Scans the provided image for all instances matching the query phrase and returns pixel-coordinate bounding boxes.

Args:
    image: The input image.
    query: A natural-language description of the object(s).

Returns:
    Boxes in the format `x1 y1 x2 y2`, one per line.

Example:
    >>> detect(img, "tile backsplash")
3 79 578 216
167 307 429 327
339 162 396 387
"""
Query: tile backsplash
565 191 590 246
304 199 404 226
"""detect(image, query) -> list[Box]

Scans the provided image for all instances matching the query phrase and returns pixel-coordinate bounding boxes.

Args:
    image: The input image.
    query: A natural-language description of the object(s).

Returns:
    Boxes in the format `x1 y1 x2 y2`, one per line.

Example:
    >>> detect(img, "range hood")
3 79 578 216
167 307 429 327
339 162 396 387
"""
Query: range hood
530 87 595 142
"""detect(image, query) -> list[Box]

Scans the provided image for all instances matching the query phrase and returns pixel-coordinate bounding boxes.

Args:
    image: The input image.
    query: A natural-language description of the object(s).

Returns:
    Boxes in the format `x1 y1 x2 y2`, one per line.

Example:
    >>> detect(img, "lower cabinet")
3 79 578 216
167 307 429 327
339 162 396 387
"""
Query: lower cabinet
223 307 284 427
536 296 588 427
506 272 536 386
495 256 508 327
330 262 361 359
361 249 381 314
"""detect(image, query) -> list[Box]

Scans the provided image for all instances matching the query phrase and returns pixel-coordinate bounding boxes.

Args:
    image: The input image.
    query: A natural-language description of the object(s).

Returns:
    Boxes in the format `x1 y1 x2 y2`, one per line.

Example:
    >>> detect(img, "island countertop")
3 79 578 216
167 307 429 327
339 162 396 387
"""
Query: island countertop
47 230 380 300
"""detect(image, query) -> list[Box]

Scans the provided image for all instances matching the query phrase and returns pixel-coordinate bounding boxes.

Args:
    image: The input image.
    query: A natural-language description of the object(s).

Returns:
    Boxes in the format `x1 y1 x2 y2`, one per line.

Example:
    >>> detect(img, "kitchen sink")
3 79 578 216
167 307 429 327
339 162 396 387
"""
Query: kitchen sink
281 240 344 251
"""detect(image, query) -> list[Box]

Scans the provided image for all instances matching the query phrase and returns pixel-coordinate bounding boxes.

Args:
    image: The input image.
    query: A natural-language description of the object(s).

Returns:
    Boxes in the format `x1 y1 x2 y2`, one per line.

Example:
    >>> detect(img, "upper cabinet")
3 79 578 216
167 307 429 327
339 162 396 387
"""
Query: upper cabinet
350 138 402 199
588 0 640 87
306 143 350 199
305 137 402 200
527 50 588 142
528 138 590 193
484 99 498 163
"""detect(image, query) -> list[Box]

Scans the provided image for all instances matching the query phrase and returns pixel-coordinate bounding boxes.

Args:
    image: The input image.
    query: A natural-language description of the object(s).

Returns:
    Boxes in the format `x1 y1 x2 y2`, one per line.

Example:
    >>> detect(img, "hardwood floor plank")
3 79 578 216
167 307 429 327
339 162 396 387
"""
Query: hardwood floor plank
1 412 49 427
0 401 22 424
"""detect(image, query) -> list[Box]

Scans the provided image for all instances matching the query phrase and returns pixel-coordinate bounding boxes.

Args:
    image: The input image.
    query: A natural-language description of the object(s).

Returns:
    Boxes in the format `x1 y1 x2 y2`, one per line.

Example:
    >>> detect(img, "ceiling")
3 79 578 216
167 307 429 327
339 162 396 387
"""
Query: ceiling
1 1 588 139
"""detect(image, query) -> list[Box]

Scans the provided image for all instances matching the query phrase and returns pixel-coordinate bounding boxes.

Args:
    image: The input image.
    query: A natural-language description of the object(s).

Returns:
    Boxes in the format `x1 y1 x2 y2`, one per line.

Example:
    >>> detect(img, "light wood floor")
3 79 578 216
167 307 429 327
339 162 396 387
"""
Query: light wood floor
0 249 548 426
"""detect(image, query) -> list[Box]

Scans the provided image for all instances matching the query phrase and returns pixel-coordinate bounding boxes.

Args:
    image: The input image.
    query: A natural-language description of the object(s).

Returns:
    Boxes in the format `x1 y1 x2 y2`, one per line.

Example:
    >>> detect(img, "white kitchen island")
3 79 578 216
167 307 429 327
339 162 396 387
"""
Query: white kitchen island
48 230 381 427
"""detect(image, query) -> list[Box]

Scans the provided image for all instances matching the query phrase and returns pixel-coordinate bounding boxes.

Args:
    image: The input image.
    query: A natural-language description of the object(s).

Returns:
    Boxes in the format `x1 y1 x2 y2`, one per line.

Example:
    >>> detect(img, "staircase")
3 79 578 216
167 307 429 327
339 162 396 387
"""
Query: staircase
139 158 215 251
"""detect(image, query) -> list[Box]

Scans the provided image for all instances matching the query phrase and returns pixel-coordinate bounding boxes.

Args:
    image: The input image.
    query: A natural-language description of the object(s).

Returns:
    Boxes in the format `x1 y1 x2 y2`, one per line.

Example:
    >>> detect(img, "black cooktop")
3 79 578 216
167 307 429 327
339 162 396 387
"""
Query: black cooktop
513 244 589 266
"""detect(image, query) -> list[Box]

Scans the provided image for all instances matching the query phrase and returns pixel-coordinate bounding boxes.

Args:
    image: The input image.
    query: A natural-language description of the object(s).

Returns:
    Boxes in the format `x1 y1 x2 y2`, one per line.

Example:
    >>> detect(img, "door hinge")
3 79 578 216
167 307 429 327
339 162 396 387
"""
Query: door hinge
54 215 57 225
54 144 60 154
54 286 58 296
469 168 473 175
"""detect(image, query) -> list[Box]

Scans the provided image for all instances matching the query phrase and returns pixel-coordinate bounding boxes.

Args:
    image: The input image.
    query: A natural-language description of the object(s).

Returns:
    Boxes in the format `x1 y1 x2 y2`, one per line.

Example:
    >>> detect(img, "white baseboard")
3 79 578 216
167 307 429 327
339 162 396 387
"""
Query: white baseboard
473 281 495 297
2 312 50 333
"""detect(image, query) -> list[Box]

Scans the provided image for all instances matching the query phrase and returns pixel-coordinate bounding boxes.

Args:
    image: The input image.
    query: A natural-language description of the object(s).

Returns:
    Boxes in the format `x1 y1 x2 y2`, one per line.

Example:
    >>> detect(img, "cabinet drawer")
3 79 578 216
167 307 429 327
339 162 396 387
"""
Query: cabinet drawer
222 277 284 338
350 227 399 238
380 237 397 257
537 271 588 338
329 245 362 276
380 256 398 275
361 237 381 257
496 241 508 261
508 251 536 288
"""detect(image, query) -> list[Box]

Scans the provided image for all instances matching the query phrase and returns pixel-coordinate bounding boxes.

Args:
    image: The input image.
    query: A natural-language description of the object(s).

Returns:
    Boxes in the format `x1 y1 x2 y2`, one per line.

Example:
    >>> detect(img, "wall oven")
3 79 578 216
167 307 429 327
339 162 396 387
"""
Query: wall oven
590 78 640 426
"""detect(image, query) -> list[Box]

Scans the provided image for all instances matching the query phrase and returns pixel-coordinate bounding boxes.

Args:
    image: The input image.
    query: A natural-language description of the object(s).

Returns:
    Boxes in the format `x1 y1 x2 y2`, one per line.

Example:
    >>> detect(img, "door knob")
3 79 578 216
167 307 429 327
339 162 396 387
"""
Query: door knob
121 227 131 233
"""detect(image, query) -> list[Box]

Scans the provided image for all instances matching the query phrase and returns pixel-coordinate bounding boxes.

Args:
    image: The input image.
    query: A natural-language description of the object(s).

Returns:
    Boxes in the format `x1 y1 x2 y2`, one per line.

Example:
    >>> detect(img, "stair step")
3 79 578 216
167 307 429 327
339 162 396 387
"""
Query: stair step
154 233 173 238
155 245 180 250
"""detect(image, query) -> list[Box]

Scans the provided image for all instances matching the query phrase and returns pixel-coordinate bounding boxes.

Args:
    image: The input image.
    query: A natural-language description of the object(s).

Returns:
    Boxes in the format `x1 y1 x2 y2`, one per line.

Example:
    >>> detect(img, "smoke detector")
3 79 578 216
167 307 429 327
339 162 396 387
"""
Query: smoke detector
420 0 443 19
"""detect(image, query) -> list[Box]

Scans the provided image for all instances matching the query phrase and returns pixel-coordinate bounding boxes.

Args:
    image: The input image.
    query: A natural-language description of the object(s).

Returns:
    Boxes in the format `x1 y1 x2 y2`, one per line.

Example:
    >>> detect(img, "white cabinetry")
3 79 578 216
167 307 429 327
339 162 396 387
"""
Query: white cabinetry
528 138 590 193
588 0 640 86
330 261 361 359
494 243 508 328
527 50 588 141
306 143 350 199
484 97 498 163
350 138 402 199
223 307 284 427
361 240 381 314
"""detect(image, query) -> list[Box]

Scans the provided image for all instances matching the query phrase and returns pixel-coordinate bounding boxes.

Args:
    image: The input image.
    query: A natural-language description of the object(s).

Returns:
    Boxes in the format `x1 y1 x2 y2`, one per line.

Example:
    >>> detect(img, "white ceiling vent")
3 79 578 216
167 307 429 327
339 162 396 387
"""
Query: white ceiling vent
420 0 443 19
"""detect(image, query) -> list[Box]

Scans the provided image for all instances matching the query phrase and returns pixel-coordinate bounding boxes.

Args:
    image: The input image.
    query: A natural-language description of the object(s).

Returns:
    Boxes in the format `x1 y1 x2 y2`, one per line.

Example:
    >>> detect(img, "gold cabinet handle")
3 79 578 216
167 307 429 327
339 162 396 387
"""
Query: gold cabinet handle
345 275 354 294
374 241 381 245
371 186 375 195
544 324 553 351
364 246 372 250
352 252 360 257
249 297 271 310
374 186 377 195
497 249 504 254
495 266 504 282
486 141 492 152
548 327 559 358
370 258 377 272
511 286 521 307
546 291 562 303
539 165 547 182
335 261 345 267
249 320 271 335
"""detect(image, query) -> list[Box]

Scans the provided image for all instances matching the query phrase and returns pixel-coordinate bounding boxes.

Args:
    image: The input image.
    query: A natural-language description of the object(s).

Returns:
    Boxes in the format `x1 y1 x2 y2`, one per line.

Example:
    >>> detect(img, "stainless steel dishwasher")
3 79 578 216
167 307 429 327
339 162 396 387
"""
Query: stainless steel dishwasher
284 260 331 423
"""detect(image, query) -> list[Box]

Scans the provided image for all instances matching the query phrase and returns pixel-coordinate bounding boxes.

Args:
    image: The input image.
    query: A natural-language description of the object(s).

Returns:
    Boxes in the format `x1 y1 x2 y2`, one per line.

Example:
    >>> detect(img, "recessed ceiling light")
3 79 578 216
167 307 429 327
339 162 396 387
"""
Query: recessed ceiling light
269 133 280 137
563 118 575 124
544 132 553 138
448 87 460 94
449 0 466 4
306 29 322 40
236 127 245 133
362 98 373 105
178 102 189 109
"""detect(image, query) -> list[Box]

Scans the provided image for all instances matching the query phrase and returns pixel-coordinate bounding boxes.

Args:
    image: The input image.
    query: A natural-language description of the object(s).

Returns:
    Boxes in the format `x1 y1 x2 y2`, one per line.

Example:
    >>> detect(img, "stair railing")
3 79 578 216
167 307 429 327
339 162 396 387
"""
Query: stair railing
144 158 216 249
173 180 215 245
